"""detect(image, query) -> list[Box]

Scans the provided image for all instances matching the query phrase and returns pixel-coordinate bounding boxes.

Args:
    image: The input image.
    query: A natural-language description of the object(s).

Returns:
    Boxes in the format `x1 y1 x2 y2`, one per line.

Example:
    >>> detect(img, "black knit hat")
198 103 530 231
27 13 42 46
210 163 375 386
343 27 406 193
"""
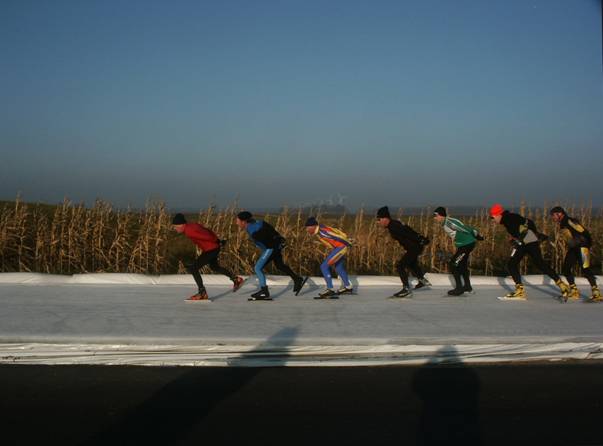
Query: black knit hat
376 206 391 219
433 206 447 217
172 213 186 225
237 211 253 222
304 216 319 227
549 206 566 215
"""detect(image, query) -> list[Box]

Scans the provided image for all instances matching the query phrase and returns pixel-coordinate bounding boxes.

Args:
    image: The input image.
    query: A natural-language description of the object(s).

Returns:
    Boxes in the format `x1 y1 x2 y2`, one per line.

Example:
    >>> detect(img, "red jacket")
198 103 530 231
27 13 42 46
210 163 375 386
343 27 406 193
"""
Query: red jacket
183 223 220 252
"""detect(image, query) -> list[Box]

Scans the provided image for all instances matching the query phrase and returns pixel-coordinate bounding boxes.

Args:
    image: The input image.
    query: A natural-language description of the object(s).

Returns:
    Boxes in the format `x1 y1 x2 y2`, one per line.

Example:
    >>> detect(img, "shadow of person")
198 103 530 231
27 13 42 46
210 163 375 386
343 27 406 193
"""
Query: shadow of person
411 345 481 445
496 276 513 295
83 326 299 445
207 288 235 301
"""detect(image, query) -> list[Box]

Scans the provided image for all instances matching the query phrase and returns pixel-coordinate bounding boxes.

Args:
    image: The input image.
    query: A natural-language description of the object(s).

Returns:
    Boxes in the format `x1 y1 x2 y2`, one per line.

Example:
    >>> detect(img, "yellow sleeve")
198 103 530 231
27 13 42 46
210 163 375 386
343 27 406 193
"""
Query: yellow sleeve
319 238 332 248
561 228 572 242
568 220 585 233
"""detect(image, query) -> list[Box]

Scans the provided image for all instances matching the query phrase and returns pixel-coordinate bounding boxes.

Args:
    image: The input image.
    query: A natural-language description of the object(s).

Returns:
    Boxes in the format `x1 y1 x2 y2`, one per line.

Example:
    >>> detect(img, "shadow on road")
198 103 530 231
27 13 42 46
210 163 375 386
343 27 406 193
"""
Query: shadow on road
412 345 481 445
83 326 299 445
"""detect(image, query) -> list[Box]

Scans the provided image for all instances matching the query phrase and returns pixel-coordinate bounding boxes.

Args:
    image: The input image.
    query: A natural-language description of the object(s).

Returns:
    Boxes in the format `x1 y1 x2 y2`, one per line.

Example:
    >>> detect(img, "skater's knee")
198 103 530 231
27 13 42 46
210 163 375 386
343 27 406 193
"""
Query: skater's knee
320 261 330 275
448 259 458 272
396 259 406 271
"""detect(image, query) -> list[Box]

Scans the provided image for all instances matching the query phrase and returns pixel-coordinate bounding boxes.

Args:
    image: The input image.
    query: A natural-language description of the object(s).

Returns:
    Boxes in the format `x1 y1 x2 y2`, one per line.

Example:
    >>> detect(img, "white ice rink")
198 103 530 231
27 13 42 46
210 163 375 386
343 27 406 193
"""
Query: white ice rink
1 273 602 366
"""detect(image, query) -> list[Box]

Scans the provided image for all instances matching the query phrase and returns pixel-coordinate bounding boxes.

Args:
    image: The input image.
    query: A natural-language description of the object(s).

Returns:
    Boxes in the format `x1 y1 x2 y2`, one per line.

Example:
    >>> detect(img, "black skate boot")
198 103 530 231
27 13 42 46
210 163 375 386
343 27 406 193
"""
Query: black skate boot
249 286 272 301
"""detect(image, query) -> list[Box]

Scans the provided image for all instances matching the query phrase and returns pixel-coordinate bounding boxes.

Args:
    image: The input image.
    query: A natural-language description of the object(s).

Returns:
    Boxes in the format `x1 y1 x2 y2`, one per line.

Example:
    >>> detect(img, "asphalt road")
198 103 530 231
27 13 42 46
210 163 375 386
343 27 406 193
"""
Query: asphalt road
2 362 603 446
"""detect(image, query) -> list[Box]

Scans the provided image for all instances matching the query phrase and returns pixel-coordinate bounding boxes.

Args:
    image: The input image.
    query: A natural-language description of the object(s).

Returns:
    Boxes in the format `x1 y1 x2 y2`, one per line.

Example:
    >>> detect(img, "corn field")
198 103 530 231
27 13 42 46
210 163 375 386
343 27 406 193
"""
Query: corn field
0 197 601 277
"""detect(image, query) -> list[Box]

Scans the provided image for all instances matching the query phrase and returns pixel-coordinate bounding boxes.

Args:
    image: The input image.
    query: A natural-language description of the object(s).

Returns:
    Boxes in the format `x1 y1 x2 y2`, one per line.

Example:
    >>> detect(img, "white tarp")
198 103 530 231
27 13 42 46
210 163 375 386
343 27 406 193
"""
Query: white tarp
1 342 601 367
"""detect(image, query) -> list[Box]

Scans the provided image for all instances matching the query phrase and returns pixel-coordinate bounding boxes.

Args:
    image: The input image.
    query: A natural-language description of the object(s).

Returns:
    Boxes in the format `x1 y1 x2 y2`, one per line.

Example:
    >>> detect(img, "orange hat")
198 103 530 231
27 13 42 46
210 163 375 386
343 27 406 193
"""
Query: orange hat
489 203 504 217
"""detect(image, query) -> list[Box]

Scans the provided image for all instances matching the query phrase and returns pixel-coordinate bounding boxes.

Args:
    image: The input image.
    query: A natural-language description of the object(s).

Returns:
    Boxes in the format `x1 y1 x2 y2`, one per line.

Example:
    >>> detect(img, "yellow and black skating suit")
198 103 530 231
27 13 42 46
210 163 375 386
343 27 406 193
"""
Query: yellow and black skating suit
559 215 597 287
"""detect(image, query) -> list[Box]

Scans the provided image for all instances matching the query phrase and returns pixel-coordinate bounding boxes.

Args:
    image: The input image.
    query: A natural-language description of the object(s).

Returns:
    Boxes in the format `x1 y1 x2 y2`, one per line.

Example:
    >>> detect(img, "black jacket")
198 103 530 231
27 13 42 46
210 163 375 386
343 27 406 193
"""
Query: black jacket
386 219 428 250
499 211 541 243
249 220 286 250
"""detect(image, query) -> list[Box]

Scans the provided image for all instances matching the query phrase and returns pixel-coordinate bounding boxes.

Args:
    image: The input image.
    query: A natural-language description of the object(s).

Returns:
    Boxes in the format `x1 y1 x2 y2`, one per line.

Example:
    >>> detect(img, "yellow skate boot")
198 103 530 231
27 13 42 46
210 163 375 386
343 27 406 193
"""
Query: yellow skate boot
556 280 570 302
502 284 526 300
567 284 580 300
590 286 602 302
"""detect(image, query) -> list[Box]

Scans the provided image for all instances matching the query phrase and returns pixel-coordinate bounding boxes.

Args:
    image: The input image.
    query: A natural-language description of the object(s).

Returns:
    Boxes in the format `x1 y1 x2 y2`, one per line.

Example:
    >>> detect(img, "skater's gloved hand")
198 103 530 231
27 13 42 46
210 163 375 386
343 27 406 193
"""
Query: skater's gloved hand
475 234 485 241
418 236 430 246
537 233 549 242
510 238 523 248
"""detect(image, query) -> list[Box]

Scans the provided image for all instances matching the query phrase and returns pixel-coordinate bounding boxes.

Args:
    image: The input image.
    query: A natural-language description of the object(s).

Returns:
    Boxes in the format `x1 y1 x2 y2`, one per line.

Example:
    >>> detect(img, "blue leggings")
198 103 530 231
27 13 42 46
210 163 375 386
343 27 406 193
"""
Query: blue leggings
254 248 298 287
320 246 351 289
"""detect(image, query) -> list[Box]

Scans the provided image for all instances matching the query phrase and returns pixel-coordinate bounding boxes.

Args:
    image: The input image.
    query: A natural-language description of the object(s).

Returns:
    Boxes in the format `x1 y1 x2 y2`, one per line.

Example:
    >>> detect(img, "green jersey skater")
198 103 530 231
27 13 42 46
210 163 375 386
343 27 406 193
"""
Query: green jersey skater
433 207 483 296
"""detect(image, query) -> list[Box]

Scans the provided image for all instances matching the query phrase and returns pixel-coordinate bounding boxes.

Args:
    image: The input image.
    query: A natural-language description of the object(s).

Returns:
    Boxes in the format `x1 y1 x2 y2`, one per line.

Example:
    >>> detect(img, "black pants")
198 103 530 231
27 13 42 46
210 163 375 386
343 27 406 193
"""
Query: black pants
186 248 235 292
256 248 299 283
563 247 597 287
397 244 425 287
507 242 560 285
450 243 475 289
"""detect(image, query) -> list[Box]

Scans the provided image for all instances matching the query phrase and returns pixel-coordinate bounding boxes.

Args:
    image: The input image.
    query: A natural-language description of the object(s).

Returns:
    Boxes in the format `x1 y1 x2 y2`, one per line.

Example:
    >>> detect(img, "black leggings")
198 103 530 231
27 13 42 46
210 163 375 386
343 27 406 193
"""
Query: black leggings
449 243 475 289
563 247 597 287
397 244 425 287
507 242 560 284
256 249 299 284
186 248 235 292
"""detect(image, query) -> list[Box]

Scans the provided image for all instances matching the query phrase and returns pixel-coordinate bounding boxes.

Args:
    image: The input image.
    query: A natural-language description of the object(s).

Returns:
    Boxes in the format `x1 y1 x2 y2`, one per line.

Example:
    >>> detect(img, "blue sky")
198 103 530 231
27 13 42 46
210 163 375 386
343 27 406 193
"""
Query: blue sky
1 0 602 210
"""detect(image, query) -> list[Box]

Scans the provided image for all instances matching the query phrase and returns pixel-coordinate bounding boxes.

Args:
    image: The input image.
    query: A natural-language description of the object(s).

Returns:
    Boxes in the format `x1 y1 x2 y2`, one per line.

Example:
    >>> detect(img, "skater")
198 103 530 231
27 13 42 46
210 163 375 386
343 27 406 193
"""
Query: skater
550 206 601 302
433 207 483 296
172 213 244 301
489 204 569 300
304 217 353 299
236 211 306 300
376 206 431 298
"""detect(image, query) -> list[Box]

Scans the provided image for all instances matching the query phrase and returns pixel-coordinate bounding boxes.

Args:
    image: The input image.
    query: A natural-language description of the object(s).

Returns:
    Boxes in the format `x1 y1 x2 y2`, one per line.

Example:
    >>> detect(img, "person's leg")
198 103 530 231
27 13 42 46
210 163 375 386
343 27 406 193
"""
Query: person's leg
507 244 526 284
580 248 598 288
503 244 527 298
329 247 351 289
320 258 334 289
526 242 568 297
272 249 300 281
562 248 578 286
407 245 425 280
206 248 236 281
186 251 215 293
448 249 464 291
208 248 244 291
397 254 411 288
458 244 475 290
526 242 560 282
254 249 273 288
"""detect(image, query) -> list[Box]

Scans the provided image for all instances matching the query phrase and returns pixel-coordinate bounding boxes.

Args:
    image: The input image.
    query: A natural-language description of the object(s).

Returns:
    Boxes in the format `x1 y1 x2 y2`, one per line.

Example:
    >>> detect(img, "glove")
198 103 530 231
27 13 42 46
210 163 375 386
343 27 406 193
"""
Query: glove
511 238 524 248
475 234 485 241
418 236 430 246
276 237 287 249
537 233 549 242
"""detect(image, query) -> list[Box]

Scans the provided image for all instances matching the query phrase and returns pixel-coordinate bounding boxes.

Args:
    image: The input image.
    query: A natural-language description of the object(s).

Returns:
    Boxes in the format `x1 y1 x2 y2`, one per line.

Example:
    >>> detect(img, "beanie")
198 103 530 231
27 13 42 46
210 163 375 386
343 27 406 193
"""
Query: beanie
304 216 319 227
237 211 253 222
172 213 186 225
549 206 565 215
433 206 447 217
376 206 391 219
489 204 504 217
